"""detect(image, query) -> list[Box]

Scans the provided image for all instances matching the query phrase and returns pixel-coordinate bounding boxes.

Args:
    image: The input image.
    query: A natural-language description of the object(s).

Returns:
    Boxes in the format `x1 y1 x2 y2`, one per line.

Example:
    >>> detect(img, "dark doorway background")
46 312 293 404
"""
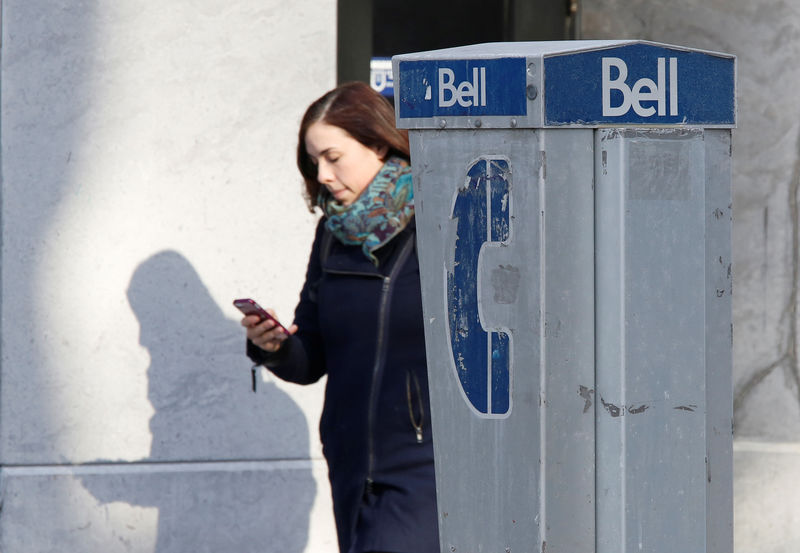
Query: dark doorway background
338 0 580 84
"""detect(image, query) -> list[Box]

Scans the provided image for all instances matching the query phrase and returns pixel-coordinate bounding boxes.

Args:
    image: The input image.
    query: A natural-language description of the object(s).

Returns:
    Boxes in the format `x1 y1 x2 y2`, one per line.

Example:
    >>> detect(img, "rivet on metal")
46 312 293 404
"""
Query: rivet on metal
510 118 518 128
474 119 482 128
526 84 538 100
438 119 447 129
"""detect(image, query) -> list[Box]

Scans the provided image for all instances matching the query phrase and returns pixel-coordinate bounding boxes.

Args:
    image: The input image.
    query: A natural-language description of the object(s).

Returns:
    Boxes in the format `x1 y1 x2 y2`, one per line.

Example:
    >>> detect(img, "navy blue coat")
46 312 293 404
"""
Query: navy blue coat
248 218 439 553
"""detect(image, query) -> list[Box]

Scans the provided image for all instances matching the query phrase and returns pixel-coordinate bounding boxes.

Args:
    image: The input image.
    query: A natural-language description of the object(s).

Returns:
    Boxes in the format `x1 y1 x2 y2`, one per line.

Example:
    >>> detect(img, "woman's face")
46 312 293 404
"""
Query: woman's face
304 122 387 206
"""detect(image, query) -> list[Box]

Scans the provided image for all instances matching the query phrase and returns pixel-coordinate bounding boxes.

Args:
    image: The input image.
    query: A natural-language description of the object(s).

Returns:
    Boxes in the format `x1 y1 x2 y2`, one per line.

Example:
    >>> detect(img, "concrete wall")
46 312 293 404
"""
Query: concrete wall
0 1 338 551
582 1 800 551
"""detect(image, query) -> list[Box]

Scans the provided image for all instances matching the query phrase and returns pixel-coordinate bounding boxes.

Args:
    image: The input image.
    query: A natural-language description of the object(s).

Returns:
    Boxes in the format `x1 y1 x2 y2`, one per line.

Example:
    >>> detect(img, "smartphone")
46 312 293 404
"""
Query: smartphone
233 298 290 335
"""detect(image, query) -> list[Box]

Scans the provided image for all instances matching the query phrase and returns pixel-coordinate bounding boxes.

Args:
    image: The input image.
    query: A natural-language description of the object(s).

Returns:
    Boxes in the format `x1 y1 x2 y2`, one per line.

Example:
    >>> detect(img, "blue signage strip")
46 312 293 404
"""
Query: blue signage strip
544 43 735 126
397 58 527 119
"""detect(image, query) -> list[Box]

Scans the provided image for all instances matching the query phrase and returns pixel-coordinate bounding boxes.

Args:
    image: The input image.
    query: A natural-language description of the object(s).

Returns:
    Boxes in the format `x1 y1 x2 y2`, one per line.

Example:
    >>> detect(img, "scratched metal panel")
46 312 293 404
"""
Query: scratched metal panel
594 128 732 552
538 129 596 553
409 128 595 553
703 129 734 553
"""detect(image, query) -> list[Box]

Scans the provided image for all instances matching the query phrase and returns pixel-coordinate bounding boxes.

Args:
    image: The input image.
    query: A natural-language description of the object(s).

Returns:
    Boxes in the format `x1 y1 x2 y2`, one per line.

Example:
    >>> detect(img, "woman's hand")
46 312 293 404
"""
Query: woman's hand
241 309 298 353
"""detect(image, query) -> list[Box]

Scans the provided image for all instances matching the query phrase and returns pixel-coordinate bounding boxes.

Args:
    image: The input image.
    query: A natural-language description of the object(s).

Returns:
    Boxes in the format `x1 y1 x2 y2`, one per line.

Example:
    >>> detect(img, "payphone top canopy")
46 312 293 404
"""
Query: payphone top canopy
392 40 736 130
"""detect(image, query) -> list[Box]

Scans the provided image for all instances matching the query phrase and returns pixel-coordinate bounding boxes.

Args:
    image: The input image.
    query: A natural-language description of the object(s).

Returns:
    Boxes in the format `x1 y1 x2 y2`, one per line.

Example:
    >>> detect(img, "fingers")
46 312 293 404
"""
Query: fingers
251 327 286 352
240 315 262 328
241 315 294 352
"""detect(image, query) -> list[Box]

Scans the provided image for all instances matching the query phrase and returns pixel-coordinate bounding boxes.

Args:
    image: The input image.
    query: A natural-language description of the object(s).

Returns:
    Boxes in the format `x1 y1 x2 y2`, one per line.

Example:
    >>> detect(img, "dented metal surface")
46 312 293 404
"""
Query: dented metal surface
595 127 733 553
410 126 595 553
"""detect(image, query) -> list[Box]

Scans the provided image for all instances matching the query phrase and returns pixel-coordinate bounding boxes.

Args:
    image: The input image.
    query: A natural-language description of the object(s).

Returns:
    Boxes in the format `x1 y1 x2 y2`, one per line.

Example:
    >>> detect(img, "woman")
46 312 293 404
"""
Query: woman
242 82 438 553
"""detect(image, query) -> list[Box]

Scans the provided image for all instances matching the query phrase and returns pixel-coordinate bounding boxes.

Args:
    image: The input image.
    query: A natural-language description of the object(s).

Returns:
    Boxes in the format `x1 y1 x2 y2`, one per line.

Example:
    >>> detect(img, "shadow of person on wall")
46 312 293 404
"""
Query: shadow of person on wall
83 250 315 552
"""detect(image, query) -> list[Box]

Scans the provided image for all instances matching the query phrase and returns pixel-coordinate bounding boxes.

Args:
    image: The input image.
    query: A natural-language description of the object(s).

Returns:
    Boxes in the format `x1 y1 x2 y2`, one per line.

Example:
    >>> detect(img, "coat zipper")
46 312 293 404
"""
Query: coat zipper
364 235 415 494
406 370 425 443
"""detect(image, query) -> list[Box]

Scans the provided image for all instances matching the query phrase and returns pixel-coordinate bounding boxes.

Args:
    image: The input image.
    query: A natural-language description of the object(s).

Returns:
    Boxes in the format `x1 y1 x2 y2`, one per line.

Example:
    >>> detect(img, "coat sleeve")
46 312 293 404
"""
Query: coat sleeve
246 219 328 385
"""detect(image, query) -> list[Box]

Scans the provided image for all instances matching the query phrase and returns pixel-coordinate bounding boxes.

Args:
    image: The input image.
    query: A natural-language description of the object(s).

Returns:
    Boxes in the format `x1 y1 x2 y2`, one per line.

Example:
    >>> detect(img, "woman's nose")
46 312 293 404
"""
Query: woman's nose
316 160 334 183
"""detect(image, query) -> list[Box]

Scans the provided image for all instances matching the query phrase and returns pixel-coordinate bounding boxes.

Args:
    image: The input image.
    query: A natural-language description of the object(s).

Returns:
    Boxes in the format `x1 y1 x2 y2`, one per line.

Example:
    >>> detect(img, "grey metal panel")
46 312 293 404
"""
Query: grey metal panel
410 128 594 553
594 128 732 552
703 129 734 553
411 129 543 553
395 40 629 60
393 40 732 60
539 129 596 553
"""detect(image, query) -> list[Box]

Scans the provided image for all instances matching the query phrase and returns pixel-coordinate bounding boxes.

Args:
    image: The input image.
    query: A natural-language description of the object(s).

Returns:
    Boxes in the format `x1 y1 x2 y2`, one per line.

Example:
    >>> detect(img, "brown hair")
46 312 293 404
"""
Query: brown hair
297 82 410 211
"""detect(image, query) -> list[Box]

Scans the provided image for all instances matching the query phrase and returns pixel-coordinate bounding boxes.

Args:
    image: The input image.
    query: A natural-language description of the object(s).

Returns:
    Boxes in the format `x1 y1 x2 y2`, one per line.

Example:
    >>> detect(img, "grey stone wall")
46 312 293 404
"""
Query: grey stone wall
1 1 338 551
582 1 800 550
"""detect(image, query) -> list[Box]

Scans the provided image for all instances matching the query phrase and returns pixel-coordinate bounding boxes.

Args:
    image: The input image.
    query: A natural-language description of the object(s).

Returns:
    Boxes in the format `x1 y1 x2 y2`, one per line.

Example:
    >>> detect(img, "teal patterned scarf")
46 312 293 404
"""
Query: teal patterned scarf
320 156 414 265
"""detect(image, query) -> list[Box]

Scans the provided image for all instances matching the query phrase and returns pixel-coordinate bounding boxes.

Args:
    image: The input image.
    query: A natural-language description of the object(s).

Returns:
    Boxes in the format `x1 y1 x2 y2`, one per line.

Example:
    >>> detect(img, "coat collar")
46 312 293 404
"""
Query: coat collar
322 218 416 277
